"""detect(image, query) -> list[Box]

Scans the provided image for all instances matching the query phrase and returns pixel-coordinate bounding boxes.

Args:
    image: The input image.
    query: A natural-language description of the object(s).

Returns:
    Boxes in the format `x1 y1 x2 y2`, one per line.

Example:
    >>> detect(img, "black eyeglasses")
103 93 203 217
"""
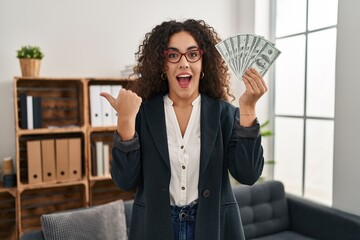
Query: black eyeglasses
163 49 203 63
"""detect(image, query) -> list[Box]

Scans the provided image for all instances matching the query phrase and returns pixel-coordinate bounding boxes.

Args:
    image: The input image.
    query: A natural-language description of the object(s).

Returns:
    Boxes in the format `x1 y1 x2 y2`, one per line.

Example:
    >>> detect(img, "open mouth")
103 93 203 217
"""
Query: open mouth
176 74 192 88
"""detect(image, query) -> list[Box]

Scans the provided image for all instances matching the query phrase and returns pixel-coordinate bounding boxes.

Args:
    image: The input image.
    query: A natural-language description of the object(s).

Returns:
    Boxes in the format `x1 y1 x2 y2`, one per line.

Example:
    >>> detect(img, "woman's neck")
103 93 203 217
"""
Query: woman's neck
168 93 199 108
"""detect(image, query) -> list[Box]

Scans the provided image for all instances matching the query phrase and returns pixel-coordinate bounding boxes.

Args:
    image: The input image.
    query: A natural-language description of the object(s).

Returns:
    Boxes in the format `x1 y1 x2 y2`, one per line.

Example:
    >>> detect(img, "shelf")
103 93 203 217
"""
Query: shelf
15 77 86 130
14 76 86 80
87 77 133 84
17 133 86 186
88 126 117 133
89 131 114 178
0 191 17 240
89 179 135 206
89 175 112 181
16 126 85 135
12 76 135 239
19 183 87 236
17 179 88 192
0 184 17 198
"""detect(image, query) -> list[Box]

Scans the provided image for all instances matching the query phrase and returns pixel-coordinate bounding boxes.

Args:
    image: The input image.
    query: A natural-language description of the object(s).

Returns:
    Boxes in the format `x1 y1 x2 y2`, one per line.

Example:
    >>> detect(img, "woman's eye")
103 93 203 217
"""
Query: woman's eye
168 52 178 59
188 51 198 58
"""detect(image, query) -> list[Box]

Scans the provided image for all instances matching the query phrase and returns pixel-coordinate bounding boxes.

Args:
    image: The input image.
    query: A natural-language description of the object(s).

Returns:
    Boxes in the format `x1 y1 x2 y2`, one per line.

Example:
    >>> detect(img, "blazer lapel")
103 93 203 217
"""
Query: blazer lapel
143 95 170 169
142 94 220 173
200 95 220 176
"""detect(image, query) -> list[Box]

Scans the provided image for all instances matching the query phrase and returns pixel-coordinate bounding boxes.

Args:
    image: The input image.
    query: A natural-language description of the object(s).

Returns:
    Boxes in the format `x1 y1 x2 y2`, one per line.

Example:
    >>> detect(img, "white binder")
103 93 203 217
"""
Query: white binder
89 85 102 127
111 85 122 126
103 144 110 176
100 85 112 126
95 141 104 176
26 95 33 130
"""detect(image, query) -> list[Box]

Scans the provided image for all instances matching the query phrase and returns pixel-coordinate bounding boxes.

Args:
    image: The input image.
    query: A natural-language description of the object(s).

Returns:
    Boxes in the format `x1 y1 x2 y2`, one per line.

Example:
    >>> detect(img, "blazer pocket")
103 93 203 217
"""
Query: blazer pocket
220 203 245 240
128 202 145 240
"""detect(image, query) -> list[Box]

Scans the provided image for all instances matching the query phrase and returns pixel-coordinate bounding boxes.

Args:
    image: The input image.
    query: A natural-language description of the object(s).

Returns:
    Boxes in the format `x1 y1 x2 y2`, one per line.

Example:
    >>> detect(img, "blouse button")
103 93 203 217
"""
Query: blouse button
181 186 185 190
180 145 184 149
182 166 185 169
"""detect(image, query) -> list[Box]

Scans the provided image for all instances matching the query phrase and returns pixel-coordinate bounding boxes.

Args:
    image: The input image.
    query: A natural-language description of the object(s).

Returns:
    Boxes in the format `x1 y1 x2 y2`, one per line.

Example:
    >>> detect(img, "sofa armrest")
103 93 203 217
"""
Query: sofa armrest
287 194 360 240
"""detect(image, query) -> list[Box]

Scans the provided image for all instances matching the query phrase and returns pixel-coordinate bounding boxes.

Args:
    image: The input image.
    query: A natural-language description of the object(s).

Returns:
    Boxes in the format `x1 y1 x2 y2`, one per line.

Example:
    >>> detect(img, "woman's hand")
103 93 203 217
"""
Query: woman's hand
239 68 268 127
100 89 142 140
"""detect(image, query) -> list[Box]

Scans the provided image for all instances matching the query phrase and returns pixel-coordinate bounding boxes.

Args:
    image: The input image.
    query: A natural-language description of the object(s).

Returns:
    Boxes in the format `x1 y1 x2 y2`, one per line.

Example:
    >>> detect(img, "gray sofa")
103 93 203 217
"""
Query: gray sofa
21 180 360 240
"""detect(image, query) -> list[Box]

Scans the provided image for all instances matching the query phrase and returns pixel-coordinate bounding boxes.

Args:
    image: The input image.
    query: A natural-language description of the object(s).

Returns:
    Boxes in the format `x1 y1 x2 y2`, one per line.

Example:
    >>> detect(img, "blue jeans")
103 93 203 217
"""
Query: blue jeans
171 202 198 240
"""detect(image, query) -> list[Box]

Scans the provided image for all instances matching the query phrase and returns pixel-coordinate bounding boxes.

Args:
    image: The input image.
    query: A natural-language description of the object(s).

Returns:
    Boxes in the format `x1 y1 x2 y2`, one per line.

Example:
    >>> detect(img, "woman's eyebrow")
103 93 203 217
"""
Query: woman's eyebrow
166 46 199 51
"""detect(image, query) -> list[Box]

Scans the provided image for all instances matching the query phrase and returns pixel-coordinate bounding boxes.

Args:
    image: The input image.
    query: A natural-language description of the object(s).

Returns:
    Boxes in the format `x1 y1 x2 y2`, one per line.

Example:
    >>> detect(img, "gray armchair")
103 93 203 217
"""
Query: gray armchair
234 181 360 240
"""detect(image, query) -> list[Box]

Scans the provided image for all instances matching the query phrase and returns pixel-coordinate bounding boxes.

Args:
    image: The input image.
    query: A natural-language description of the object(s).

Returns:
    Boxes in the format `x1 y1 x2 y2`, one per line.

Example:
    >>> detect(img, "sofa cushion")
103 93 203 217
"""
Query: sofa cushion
234 181 290 239
40 200 127 240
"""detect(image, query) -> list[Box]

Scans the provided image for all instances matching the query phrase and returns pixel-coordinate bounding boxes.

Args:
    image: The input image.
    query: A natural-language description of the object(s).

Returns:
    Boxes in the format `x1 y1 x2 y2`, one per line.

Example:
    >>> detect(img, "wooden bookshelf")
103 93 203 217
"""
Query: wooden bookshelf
6 76 136 238
0 191 17 240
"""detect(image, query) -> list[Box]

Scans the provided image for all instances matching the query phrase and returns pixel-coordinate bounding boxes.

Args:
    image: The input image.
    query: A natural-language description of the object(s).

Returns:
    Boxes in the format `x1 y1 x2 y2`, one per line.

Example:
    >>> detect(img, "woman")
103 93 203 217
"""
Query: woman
101 19 266 240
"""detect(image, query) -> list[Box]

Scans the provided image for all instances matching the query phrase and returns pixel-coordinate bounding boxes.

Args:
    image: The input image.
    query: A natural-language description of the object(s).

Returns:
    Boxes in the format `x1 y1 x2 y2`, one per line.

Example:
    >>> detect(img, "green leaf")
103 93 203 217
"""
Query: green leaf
260 119 270 128
265 160 276 165
16 45 44 59
261 130 273 137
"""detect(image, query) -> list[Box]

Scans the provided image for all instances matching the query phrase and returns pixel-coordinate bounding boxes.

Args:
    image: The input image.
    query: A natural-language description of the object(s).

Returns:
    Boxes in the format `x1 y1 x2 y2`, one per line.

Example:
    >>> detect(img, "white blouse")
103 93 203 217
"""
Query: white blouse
163 94 201 207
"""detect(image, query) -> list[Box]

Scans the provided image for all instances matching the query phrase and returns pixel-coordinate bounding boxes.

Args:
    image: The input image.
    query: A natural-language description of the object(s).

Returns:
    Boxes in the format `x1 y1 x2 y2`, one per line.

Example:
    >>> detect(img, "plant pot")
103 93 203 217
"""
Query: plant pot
19 58 41 77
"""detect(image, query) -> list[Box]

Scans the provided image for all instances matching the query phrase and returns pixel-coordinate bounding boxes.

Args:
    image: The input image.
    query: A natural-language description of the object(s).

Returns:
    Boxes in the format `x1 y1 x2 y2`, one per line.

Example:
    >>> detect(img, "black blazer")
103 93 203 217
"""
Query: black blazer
111 94 264 240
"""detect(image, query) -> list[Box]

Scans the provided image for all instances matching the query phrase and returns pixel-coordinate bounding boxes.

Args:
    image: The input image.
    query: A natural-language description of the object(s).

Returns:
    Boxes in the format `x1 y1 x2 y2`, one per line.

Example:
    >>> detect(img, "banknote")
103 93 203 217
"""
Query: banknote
248 42 281 76
215 40 238 77
215 34 281 79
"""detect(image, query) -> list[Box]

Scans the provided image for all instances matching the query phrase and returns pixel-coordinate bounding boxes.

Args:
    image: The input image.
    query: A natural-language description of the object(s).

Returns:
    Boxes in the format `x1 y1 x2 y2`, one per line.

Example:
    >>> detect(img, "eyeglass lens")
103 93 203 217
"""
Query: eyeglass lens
164 50 202 63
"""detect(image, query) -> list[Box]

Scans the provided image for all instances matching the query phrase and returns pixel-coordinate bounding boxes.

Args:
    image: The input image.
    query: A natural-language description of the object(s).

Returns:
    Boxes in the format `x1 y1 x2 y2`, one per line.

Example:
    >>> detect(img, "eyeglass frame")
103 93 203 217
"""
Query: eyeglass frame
163 49 203 63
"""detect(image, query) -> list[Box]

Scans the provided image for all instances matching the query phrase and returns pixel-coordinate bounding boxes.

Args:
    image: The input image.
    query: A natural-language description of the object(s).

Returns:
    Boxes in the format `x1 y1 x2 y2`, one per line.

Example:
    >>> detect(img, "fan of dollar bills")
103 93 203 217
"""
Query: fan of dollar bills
215 34 281 79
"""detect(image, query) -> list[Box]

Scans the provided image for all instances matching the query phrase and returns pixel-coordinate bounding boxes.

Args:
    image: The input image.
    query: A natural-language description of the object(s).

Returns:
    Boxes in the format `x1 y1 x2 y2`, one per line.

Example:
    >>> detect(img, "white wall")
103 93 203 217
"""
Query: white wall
333 0 360 215
1 1 271 169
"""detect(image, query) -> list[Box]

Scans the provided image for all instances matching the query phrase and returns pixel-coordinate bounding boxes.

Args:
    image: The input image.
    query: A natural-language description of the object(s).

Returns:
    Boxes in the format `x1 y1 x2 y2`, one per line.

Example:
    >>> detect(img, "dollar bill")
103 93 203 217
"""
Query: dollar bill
248 42 281 76
215 34 281 79
215 41 239 79
236 35 246 75
242 37 267 75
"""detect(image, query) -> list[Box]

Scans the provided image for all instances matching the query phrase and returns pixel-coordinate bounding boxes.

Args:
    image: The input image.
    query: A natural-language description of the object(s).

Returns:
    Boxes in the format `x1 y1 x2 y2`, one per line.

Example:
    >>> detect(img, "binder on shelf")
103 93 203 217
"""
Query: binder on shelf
100 85 112 126
68 138 82 180
108 142 114 173
26 95 33 130
19 92 28 129
91 142 97 176
103 144 110 177
33 96 42 129
89 85 102 127
27 140 43 184
111 85 122 126
55 138 69 180
41 139 56 182
95 141 104 176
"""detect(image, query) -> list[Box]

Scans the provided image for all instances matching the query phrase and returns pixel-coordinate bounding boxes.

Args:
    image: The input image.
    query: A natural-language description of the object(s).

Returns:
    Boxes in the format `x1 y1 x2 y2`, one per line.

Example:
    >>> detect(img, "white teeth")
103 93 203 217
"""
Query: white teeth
178 74 191 78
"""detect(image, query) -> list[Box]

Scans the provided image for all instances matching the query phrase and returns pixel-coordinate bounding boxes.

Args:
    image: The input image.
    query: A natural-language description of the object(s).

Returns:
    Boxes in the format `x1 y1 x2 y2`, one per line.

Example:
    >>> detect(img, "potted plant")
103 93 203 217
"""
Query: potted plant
16 45 44 77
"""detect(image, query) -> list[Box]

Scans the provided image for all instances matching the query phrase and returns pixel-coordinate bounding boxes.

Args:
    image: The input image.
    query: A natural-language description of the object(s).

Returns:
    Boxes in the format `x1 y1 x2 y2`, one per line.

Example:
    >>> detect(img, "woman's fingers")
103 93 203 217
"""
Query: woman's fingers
100 92 116 108
243 68 267 95
102 89 142 119
240 68 268 106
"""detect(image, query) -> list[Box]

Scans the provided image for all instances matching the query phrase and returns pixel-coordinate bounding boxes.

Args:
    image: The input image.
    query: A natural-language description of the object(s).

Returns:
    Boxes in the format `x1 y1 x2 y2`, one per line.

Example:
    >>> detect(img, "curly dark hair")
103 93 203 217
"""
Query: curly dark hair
129 19 233 102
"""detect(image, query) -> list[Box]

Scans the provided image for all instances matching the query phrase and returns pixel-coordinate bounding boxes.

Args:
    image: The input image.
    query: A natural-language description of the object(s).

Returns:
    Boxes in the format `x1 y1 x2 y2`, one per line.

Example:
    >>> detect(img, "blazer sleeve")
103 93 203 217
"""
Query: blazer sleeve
227 108 264 185
111 114 142 191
